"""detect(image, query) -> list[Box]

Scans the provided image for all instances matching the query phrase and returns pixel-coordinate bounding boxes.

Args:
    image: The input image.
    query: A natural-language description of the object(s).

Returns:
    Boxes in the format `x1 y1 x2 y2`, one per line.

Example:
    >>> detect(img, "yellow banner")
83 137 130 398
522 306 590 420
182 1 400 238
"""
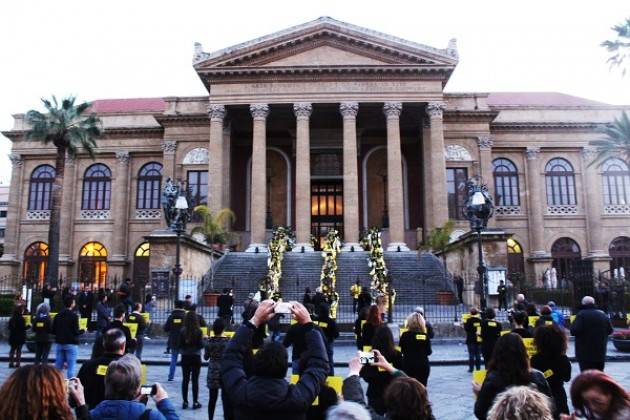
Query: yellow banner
570 315 576 323
142 313 150 323
362 346 372 352
472 369 487 385
291 375 342 405
79 318 88 330
124 322 138 339
462 313 471 323
522 337 537 358
23 315 31 325
528 316 539 326
201 327 208 337
141 364 147 385
209 331 235 338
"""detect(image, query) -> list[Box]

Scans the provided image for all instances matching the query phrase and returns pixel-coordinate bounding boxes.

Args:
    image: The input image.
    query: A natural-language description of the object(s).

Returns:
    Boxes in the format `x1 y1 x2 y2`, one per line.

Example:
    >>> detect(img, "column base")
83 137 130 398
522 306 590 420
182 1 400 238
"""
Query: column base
292 243 315 253
245 243 268 253
341 243 363 252
386 242 410 252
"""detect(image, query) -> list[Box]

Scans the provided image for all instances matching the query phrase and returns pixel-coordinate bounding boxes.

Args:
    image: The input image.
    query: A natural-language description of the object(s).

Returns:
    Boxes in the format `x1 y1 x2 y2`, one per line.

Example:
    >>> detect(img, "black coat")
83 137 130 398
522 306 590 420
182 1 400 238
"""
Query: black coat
316 316 339 344
480 319 502 358
464 317 482 345
360 350 403 415
399 330 431 384
511 327 533 338
53 309 82 345
361 323 380 349
531 353 571 417
77 352 123 409
92 320 134 358
474 369 553 420
570 305 613 363
163 309 187 350
8 315 28 346
217 294 234 317
33 314 53 343
221 322 329 420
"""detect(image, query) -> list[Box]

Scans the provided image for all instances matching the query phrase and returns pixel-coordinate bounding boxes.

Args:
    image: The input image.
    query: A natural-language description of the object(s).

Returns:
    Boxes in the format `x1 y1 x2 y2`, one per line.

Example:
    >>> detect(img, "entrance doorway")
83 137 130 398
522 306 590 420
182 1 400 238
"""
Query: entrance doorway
311 180 343 250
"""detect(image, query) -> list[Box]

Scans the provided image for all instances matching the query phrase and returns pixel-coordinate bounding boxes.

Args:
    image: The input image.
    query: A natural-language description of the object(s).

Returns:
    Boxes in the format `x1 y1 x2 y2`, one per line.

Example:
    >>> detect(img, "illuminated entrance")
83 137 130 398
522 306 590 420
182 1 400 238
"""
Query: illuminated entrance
311 180 343 250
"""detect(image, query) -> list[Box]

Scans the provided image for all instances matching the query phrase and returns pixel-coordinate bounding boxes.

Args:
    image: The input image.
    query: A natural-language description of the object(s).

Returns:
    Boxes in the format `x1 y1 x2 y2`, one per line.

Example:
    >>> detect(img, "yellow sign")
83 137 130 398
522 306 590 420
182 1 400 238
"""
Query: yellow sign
528 316 539 326
124 322 138 339
96 365 108 376
522 338 537 358
142 313 150 323
141 364 147 384
79 318 88 330
462 313 471 323
543 369 554 378
500 330 510 336
362 346 372 353
201 327 208 336
23 315 31 325
472 369 487 385
317 322 328 329
570 315 576 323
416 334 427 341
487 321 497 327
291 375 342 405
173 318 182 324
36 322 44 328
50 312 57 319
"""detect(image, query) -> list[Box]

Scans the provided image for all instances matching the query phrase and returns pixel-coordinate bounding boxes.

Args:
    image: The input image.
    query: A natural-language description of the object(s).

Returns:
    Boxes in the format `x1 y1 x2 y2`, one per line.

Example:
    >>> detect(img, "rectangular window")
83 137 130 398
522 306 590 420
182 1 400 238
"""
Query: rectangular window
446 167 468 220
187 170 208 207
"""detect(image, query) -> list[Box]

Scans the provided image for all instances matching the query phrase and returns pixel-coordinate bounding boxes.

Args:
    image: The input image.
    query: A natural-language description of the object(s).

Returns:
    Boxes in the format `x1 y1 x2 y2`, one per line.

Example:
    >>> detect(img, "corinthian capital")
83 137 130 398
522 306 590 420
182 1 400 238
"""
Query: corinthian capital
525 147 540 160
339 102 359 119
207 104 226 121
383 102 402 119
581 146 598 162
115 151 131 164
477 136 493 150
293 102 312 119
250 103 270 120
426 102 447 119
9 154 23 167
161 140 177 154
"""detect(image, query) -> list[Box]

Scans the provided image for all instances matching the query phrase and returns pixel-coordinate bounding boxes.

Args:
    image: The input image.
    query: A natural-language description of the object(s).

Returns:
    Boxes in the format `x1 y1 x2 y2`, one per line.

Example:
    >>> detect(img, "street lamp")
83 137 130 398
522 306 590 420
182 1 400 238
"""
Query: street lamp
463 177 494 312
163 178 191 290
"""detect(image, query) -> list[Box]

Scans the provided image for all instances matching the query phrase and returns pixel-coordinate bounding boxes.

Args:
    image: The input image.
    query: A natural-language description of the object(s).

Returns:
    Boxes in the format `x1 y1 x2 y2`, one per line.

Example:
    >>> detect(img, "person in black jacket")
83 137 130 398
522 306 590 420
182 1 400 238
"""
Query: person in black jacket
221 300 329 420
8 304 28 368
464 308 482 372
570 295 613 372
53 296 85 378
95 293 111 331
126 302 147 360
361 305 383 351
179 310 204 409
164 300 187 381
217 288 234 325
302 287 313 306
283 315 315 375
360 325 404 415
354 307 368 350
400 312 432 386
472 333 553 420
531 324 571 418
33 302 53 364
316 303 339 375
77 285 94 320
77 328 126 409
92 304 134 359
511 310 533 338
480 308 502 367
535 305 555 328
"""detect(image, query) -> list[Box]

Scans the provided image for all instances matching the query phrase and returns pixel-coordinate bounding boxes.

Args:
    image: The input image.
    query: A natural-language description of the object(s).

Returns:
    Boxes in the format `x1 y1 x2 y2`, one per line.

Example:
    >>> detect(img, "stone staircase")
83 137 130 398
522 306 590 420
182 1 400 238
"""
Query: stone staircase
210 250 448 310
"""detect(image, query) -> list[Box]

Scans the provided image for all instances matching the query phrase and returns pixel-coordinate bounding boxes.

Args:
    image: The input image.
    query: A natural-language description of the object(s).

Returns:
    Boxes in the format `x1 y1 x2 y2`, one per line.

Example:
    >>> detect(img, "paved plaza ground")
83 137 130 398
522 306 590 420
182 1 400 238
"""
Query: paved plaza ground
0 339 629 419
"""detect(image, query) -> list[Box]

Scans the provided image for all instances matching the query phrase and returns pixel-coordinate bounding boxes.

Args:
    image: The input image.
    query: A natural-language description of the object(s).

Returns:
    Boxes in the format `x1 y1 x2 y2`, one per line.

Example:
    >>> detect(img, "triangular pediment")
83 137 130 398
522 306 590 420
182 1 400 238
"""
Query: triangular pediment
194 17 458 69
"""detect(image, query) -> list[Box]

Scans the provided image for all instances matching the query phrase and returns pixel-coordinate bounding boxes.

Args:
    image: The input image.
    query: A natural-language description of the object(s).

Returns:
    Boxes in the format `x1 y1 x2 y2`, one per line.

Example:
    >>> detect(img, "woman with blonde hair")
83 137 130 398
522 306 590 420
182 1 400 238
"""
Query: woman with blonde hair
399 311 432 386
487 386 554 420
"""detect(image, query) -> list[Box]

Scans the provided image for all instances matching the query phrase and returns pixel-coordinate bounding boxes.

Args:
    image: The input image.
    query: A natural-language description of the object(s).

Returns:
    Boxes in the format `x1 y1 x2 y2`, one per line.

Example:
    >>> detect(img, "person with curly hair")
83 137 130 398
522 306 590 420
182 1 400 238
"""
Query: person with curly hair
487 386 554 420
562 370 630 420
0 364 88 420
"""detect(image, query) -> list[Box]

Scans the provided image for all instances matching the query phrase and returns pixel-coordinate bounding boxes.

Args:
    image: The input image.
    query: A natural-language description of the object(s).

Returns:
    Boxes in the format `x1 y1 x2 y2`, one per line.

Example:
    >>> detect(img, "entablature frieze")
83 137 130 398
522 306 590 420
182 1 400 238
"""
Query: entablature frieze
490 121 606 132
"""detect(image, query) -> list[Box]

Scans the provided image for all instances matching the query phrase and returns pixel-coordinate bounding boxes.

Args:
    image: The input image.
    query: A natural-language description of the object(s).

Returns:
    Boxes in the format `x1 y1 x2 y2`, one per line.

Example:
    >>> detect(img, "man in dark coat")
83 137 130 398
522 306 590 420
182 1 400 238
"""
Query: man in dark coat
570 295 613 371
217 288 234 324
164 300 187 381
221 300 329 420
77 328 125 409
77 285 94 320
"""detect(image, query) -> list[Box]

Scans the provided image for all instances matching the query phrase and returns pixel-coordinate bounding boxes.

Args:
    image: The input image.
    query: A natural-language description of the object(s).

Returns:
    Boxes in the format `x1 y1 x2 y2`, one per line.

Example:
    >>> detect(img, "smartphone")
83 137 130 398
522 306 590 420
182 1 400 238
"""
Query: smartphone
140 385 155 396
359 351 375 365
274 302 292 314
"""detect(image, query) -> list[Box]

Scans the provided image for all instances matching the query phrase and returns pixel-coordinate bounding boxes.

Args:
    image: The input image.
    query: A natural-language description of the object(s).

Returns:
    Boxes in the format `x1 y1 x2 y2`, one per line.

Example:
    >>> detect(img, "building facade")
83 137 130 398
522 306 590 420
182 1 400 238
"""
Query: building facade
1 17 629 287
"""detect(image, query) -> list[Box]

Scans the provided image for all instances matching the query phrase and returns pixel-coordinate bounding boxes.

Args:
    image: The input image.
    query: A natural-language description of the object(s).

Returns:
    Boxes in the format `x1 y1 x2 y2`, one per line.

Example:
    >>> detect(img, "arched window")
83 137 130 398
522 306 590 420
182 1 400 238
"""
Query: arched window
601 158 630 206
28 165 55 210
137 162 162 209
23 242 48 286
609 236 630 276
78 242 108 287
493 158 520 206
82 164 111 210
545 158 576 206
551 237 581 285
133 242 151 290
507 238 524 277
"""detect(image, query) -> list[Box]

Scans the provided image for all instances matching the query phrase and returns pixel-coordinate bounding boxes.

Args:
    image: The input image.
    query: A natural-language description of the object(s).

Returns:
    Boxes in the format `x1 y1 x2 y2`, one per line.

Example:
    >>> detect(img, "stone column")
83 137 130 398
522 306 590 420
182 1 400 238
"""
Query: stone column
582 147 610 271
208 104 226 213
59 154 77 271
161 140 177 180
478 136 496 227
292 102 314 252
112 151 131 266
340 102 362 251
247 104 270 252
421 118 431 242
2 154 24 261
383 102 409 251
525 147 547 257
426 102 449 230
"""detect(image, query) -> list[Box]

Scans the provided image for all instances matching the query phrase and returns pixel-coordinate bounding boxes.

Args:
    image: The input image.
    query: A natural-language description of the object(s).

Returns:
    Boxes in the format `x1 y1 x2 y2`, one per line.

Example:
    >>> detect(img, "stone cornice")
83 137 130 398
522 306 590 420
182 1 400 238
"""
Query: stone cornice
3 126 163 141
155 114 210 127
491 121 606 131
197 65 454 79
443 110 499 123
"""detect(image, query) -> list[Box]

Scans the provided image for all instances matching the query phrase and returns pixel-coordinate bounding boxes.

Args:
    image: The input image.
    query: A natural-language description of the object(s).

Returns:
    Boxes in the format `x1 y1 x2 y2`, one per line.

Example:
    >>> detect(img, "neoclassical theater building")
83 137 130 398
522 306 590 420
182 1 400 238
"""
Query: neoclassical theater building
1 17 629 287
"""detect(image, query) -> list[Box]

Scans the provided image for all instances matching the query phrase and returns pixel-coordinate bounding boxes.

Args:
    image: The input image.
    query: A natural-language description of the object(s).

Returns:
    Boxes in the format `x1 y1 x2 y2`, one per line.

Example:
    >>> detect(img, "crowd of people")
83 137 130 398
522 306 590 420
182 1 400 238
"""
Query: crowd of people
1 281 630 419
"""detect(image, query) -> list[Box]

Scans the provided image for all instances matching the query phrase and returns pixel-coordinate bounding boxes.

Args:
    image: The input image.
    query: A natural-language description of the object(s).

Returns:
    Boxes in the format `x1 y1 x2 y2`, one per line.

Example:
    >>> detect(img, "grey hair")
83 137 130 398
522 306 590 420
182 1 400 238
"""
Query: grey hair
327 401 371 420
582 296 595 306
516 294 525 302
103 328 127 353
487 386 553 420
414 306 425 315
36 302 50 316
104 354 142 400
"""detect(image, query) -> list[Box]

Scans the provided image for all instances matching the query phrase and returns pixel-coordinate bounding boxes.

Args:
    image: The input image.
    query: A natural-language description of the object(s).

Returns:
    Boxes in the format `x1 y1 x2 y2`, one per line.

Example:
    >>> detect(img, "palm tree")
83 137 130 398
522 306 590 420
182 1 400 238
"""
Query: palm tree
423 219 455 272
601 17 630 76
589 112 630 165
191 206 236 246
25 96 102 286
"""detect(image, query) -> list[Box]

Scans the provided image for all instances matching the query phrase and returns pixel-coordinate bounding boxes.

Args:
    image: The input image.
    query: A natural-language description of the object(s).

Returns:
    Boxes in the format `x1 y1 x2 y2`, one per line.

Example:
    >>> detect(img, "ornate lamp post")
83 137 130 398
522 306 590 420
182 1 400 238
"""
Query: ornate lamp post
463 177 494 312
163 178 191 289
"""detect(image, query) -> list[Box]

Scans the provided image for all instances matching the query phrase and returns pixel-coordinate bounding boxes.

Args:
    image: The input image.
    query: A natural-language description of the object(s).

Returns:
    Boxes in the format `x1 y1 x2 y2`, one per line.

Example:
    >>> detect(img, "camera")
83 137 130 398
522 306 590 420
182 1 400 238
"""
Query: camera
359 351 375 365
274 302 293 314
140 384 157 396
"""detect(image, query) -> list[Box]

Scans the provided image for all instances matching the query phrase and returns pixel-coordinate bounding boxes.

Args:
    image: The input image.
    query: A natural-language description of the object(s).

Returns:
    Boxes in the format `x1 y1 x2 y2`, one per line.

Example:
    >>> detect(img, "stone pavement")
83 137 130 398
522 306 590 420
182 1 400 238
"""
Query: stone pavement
1 339 629 419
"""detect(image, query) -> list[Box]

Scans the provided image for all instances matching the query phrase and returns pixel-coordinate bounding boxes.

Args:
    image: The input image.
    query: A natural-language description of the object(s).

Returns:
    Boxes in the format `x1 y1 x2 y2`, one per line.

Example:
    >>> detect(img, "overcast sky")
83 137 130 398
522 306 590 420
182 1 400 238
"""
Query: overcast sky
0 0 628 184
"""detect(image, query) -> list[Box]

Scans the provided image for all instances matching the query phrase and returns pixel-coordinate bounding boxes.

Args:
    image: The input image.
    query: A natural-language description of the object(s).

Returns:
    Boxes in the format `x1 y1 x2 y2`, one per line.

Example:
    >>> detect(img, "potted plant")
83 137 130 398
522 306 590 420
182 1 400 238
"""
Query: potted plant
203 290 220 306
422 220 456 304
612 329 630 352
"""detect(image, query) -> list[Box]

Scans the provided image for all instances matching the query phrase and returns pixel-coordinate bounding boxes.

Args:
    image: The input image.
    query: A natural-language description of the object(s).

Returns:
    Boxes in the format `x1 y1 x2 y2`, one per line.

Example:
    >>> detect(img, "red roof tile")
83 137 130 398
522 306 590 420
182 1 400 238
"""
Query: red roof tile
487 92 607 107
89 98 166 114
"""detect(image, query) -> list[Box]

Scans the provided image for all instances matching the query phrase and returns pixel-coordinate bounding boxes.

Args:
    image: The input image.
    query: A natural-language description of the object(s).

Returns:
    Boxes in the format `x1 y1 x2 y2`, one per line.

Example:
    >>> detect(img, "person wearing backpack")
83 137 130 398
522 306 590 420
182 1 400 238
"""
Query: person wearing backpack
33 302 53 364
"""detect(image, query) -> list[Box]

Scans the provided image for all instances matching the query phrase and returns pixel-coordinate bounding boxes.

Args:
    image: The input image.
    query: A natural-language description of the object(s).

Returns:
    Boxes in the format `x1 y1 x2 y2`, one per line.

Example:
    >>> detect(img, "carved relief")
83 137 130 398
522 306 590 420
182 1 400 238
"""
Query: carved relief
183 147 209 165
250 103 270 120
208 104 226 121
444 144 472 161
293 103 312 119
340 102 359 118
426 102 447 118
9 154 23 167
525 147 540 160
115 151 131 164
477 136 493 150
161 140 177 154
